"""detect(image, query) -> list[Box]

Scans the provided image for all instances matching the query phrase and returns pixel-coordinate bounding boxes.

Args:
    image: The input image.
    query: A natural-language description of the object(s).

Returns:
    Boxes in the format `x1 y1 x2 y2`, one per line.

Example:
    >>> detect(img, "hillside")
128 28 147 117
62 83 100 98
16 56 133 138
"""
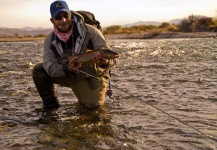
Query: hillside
116 19 181 27
0 28 52 37
0 19 183 37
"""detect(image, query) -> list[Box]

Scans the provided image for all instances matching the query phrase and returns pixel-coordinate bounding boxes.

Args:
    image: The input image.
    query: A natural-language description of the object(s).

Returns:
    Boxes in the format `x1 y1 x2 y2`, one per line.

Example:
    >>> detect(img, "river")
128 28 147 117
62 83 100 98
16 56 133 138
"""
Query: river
0 38 217 149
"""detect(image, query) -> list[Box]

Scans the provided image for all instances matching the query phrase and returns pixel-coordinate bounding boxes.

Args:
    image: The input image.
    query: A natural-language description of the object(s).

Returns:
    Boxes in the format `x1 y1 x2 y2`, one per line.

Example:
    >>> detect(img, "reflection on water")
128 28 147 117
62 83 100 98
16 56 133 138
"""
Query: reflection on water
36 105 114 150
0 38 217 149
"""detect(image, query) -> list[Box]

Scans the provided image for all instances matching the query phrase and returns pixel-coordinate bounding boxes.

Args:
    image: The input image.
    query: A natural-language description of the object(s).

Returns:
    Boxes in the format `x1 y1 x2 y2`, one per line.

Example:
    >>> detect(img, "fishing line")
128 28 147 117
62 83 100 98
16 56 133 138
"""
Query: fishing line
71 68 217 142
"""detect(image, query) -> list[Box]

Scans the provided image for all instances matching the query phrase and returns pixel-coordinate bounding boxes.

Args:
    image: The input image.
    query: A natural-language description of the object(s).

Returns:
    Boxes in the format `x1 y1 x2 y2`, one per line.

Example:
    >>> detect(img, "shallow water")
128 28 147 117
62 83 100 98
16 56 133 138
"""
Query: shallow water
0 38 217 149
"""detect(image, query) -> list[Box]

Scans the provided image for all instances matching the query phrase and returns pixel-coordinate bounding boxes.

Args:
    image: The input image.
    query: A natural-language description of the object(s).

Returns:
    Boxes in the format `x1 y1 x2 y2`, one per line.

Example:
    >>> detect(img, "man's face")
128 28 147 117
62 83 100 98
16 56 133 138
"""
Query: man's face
50 12 72 33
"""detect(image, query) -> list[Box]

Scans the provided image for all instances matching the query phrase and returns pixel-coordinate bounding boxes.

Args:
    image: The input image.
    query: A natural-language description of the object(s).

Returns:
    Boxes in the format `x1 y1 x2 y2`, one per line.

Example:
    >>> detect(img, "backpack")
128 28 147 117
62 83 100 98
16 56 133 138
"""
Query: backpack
76 10 102 31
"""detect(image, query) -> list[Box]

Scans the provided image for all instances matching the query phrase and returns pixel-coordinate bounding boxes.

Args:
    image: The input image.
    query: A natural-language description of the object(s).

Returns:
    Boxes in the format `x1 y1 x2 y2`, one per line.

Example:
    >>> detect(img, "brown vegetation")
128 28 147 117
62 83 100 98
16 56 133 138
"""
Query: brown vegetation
102 15 217 39
103 15 217 35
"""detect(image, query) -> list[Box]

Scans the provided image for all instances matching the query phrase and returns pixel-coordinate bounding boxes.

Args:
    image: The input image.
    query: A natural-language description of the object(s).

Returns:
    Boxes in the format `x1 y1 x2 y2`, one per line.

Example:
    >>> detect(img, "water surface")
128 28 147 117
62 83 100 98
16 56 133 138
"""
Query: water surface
0 38 217 149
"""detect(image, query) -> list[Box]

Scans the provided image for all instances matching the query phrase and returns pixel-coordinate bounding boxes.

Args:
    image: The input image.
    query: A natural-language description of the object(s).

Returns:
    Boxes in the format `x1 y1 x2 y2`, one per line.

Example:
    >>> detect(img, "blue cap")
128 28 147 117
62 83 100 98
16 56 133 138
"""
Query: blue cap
50 0 70 17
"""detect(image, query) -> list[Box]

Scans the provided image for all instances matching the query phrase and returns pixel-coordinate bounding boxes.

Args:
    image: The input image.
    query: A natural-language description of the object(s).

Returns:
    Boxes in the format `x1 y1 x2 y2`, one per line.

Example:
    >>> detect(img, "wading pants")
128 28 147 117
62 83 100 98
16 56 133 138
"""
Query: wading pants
32 63 108 109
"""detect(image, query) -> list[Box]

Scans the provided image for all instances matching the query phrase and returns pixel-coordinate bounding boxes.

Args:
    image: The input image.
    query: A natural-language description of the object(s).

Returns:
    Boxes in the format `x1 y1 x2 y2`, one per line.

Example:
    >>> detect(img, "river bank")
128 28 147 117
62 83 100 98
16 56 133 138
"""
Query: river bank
0 32 216 42
104 32 217 39
0 37 45 42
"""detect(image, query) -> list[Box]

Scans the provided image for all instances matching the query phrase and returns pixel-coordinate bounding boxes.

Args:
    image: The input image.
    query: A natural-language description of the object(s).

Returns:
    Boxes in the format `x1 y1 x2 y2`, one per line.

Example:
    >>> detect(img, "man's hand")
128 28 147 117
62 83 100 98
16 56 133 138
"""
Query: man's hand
68 55 81 71
93 52 109 66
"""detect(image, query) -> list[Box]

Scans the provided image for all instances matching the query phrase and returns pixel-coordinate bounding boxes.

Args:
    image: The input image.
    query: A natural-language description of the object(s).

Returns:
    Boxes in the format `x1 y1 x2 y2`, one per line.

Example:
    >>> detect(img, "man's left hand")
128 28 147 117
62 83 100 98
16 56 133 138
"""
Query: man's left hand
93 52 109 66
68 55 82 71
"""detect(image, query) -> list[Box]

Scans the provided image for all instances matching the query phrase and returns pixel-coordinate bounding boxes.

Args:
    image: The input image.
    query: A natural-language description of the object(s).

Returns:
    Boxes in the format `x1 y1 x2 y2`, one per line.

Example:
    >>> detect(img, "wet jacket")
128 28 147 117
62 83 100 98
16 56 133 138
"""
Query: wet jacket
43 11 112 78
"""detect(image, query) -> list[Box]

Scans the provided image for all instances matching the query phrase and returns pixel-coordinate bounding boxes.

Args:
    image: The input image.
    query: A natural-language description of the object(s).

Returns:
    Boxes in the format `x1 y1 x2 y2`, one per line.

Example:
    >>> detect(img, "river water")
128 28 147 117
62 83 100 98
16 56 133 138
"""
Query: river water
0 38 217 149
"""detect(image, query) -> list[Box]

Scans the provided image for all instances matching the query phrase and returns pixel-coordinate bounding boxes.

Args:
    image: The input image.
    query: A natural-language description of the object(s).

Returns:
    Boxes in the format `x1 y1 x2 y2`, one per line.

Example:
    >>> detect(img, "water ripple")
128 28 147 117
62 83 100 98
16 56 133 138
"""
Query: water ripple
0 39 217 149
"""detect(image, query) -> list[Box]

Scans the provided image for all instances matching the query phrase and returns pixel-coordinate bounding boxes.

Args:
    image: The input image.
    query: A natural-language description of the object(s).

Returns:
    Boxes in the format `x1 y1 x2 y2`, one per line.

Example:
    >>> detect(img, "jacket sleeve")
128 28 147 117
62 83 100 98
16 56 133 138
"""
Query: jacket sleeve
43 33 69 77
86 24 111 50
86 24 116 69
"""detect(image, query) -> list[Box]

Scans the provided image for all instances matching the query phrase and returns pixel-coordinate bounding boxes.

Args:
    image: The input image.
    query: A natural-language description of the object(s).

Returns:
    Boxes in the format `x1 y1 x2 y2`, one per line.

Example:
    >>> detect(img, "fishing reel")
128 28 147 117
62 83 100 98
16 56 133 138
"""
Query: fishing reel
106 89 113 99
106 81 113 99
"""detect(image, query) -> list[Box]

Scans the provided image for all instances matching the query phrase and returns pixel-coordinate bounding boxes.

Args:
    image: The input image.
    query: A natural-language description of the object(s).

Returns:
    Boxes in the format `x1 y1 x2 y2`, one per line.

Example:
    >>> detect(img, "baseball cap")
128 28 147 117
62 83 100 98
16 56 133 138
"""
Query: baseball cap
50 0 70 17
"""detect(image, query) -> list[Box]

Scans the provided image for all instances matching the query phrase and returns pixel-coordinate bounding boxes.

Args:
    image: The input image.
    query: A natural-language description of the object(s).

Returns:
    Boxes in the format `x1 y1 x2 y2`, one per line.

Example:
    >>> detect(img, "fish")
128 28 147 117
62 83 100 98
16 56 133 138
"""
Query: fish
69 49 119 64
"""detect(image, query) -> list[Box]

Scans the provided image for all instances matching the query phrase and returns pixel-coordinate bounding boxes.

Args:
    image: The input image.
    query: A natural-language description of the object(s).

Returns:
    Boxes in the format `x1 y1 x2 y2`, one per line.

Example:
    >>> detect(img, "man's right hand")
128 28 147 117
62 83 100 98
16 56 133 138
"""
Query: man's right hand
68 55 82 71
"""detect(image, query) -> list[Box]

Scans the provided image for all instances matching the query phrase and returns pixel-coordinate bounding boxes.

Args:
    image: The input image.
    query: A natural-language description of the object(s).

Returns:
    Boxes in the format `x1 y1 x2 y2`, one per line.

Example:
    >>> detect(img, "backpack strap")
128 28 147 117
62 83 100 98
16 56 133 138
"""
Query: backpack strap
50 47 61 59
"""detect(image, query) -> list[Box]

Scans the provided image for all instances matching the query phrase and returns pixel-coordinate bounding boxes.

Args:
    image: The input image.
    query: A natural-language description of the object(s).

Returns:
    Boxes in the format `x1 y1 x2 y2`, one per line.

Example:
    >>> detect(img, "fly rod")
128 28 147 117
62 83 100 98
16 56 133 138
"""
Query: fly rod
71 67 217 143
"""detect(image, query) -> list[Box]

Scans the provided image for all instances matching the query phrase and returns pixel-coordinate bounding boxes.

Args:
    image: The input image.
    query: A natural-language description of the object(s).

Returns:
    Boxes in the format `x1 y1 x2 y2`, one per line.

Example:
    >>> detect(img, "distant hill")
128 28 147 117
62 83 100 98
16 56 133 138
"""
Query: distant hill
122 19 182 27
0 19 182 37
122 21 162 27
169 19 182 25
0 27 52 37
20 27 50 31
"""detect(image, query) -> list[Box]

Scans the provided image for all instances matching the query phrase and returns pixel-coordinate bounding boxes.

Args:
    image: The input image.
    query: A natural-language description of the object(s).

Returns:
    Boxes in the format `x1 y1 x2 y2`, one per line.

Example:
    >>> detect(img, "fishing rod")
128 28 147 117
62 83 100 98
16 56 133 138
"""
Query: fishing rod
71 67 217 142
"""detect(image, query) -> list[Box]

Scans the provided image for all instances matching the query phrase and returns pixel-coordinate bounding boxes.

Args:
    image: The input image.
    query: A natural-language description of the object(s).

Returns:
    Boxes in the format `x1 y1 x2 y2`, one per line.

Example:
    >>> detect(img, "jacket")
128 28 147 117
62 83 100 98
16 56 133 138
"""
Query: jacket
43 11 112 78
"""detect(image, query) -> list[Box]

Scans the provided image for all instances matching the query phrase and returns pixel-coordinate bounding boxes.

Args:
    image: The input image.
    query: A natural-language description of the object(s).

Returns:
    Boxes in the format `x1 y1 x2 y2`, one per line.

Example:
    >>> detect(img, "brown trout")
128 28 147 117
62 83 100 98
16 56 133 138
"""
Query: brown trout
70 49 119 63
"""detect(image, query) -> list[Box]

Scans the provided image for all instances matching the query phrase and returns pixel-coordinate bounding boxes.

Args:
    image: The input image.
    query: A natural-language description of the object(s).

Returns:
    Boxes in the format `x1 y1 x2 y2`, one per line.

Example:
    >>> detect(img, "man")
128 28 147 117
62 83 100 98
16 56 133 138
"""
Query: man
32 0 115 109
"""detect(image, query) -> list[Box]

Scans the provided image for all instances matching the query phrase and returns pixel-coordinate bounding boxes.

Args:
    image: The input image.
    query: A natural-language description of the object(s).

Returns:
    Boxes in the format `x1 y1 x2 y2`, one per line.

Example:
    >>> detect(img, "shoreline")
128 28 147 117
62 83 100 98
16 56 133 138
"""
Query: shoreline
104 32 217 39
0 32 216 42
0 37 45 42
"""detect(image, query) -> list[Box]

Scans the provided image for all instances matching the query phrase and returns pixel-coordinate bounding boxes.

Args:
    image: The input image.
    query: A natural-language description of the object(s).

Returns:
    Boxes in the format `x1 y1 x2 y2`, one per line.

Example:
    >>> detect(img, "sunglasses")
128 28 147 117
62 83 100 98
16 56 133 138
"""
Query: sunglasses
54 13 71 20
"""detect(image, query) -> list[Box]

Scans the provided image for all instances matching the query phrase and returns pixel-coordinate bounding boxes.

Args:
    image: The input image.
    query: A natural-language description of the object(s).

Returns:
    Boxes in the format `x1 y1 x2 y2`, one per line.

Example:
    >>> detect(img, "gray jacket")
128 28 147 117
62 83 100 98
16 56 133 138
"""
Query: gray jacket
43 11 112 78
